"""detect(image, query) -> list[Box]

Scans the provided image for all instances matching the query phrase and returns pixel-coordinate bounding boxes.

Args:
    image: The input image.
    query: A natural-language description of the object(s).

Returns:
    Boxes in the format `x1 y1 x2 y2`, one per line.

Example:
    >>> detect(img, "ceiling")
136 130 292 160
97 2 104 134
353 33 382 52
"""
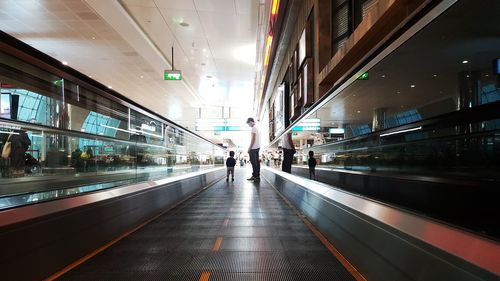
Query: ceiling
0 0 262 143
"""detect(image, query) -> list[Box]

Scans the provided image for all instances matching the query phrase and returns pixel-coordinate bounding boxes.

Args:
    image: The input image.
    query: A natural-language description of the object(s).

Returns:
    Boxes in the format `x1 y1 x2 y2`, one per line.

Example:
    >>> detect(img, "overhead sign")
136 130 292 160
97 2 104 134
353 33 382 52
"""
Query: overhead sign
292 118 321 131
141 123 156 132
164 70 182 80
195 119 251 131
292 126 320 131
329 128 345 134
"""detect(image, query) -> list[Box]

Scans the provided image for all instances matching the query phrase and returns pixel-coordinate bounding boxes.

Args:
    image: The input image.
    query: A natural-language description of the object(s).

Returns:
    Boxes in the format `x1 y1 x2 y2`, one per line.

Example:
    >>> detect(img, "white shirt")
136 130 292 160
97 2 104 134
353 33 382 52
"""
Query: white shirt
250 125 261 149
282 134 294 149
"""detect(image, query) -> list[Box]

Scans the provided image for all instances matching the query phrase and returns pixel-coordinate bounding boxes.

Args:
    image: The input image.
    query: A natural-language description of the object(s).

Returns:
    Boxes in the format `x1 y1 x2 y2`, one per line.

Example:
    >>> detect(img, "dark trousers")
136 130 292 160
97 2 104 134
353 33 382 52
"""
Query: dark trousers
309 167 316 179
282 148 295 173
249 148 260 178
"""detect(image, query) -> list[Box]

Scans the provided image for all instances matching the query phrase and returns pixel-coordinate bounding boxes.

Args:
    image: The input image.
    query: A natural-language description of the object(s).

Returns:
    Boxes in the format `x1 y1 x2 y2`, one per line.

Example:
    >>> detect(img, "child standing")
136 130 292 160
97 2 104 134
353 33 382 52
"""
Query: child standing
308 151 317 180
226 151 236 182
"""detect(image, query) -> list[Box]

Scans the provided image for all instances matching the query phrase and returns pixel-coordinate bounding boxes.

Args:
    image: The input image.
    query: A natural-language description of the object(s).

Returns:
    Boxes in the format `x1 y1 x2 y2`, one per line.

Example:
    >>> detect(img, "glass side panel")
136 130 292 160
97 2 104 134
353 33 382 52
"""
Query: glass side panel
0 49 224 209
282 0 500 180
265 0 500 239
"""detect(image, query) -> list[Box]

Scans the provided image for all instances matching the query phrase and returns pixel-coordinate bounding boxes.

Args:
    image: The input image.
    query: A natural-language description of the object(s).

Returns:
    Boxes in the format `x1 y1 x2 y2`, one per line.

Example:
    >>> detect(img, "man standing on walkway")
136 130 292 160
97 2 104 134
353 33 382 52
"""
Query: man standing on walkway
246 117 261 182
281 132 295 173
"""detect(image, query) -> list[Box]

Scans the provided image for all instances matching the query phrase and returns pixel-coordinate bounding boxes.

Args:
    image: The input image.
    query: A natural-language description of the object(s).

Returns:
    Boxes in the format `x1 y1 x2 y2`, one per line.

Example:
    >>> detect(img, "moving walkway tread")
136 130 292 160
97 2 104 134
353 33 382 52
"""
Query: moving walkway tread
59 170 357 280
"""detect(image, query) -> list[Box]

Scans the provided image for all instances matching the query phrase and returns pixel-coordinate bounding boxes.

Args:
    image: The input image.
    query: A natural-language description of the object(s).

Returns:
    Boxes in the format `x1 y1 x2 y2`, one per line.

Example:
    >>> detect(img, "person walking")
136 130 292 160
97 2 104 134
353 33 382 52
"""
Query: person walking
246 117 261 182
281 132 295 173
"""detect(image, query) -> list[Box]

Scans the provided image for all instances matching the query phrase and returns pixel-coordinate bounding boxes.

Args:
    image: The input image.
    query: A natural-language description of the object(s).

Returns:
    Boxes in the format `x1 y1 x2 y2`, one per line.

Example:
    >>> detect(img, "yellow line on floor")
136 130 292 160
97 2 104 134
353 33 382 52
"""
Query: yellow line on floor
45 176 225 280
199 271 211 281
262 175 366 281
212 237 223 252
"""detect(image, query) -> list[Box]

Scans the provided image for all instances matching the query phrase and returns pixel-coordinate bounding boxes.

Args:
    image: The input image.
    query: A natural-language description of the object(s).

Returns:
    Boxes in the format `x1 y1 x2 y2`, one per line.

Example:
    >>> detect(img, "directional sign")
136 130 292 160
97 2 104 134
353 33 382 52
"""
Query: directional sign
357 72 369 80
164 70 182 80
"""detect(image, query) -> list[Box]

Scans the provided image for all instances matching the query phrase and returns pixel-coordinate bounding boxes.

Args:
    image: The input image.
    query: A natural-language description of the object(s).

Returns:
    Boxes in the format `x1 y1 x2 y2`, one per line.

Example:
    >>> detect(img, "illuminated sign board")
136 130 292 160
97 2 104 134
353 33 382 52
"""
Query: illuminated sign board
195 119 251 131
329 128 345 134
103 146 114 153
357 72 369 80
141 123 156 132
292 118 321 131
164 70 182 80
292 126 320 131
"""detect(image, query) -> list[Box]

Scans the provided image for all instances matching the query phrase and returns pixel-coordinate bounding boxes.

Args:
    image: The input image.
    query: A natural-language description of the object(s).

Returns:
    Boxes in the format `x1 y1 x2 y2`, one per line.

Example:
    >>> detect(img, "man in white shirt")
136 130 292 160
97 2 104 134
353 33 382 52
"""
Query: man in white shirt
281 132 295 173
246 117 261 181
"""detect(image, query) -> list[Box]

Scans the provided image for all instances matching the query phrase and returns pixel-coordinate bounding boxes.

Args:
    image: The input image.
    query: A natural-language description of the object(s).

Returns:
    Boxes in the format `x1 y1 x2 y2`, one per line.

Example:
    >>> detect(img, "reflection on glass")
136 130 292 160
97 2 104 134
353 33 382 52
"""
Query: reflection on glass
0 48 224 209
282 0 500 181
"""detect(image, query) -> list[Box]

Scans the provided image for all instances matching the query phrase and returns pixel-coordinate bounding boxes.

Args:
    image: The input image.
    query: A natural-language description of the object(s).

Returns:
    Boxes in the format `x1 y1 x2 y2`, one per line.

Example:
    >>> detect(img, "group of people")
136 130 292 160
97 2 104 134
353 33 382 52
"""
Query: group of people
224 117 317 182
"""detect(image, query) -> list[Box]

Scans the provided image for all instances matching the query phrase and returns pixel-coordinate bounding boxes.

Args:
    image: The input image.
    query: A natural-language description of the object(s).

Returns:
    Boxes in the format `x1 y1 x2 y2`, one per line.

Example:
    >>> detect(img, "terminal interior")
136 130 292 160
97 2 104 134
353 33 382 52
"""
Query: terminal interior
0 0 499 280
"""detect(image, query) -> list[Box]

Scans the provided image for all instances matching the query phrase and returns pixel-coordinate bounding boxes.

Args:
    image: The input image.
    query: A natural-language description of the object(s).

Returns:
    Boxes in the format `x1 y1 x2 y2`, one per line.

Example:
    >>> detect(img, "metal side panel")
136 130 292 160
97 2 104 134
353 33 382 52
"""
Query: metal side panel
290 166 500 238
262 168 500 281
0 168 225 281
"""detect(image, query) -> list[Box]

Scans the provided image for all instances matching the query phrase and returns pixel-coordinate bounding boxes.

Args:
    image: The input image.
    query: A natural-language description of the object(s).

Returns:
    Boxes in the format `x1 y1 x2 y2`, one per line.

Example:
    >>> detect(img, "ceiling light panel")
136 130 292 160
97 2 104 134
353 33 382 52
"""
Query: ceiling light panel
194 0 236 13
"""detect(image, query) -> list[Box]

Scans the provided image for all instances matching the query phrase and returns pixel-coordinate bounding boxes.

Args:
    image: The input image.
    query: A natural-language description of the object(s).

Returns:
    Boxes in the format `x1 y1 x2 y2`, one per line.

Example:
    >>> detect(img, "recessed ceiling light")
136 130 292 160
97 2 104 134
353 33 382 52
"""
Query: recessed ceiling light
485 74 489 77
381 74 386 78
462 60 469 64
433 74 437 77
356 110 361 113
203 48 207 52
179 22 189 27
410 84 416 88
396 91 401 94
92 36 96 40
108 85 112 89
89 75 93 78
62 61 68 65
140 75 144 78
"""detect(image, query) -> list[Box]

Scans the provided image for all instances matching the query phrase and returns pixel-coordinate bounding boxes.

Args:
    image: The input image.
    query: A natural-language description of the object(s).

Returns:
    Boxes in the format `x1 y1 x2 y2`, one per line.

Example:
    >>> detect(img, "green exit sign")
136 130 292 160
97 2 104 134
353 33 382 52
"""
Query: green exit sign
357 72 369 80
164 70 182 80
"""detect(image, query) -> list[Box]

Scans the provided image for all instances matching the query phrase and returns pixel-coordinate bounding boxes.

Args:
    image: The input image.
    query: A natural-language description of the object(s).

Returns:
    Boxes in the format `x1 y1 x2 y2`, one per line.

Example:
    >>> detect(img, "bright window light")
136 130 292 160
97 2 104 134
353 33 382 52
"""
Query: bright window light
233 44 256 65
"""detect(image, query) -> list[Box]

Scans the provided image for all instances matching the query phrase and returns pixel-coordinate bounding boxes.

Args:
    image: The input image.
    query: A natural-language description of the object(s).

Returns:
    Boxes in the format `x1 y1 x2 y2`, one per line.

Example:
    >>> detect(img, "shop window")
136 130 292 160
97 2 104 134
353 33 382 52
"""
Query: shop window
331 0 376 57
331 0 351 56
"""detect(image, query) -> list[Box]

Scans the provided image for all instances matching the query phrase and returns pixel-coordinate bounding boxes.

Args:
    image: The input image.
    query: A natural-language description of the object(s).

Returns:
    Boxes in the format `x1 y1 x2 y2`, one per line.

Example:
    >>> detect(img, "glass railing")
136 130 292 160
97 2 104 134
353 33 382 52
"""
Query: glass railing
293 106 500 182
264 0 500 238
0 34 225 209
266 0 500 183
